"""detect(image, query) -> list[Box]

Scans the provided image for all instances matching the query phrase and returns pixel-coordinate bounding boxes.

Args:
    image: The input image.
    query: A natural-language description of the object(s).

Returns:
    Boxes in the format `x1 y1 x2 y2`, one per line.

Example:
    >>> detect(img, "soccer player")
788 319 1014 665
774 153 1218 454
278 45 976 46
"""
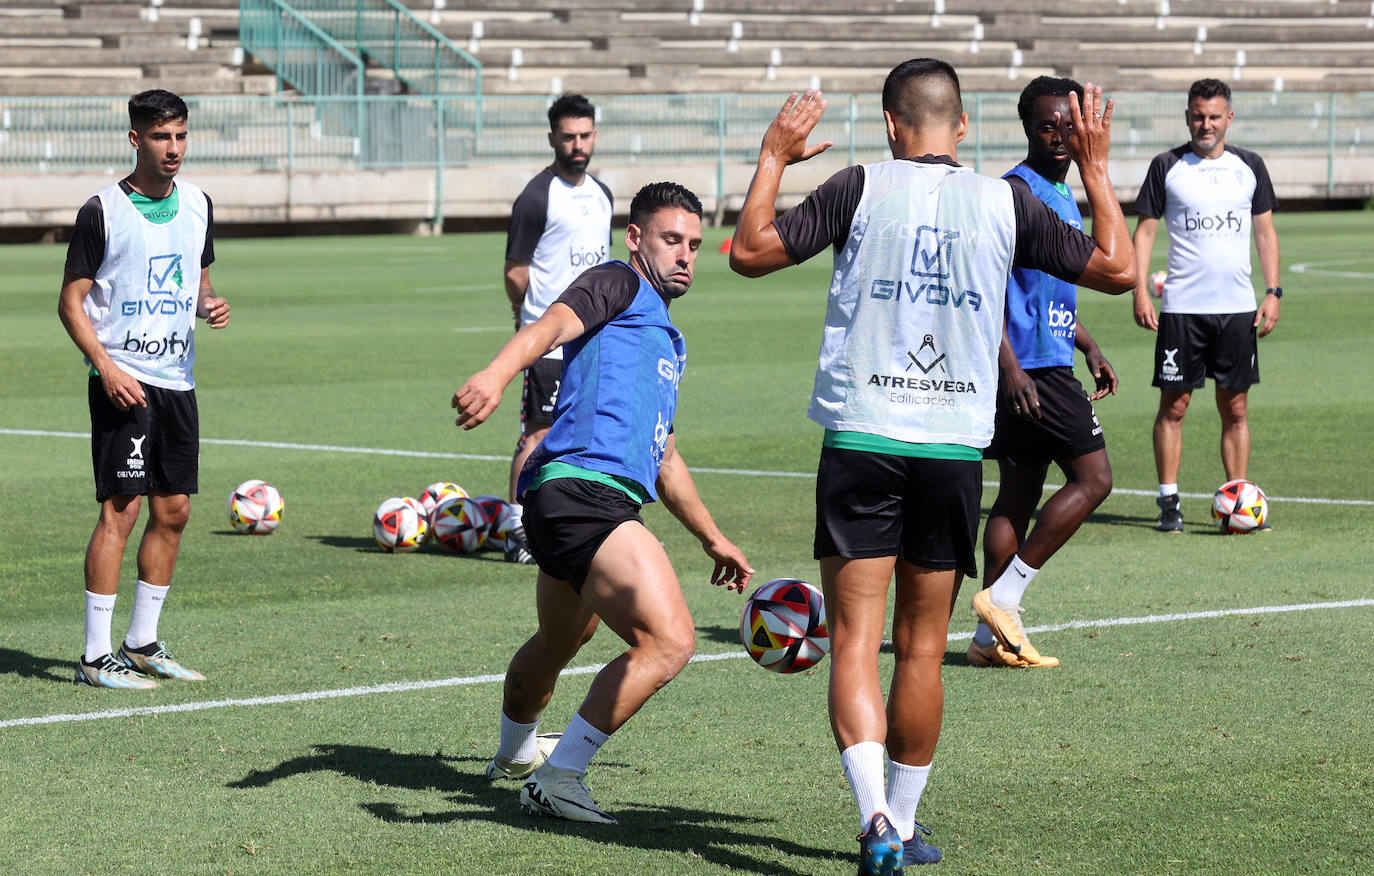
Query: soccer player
729 60 1134 871
1132 78 1281 533
969 76 1121 669
58 89 229 690
502 93 614 563
453 182 752 825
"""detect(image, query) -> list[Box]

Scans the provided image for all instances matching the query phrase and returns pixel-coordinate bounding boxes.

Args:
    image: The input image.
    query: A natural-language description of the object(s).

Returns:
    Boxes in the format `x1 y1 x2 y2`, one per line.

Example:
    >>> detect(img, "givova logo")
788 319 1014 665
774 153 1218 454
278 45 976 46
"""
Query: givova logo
124 253 194 316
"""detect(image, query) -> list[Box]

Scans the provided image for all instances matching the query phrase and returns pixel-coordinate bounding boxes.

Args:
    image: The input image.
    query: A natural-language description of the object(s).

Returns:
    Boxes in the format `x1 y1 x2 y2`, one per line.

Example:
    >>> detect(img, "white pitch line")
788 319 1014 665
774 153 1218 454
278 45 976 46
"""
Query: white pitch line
1290 260 1374 280
4 429 1371 506
2 598 1370 730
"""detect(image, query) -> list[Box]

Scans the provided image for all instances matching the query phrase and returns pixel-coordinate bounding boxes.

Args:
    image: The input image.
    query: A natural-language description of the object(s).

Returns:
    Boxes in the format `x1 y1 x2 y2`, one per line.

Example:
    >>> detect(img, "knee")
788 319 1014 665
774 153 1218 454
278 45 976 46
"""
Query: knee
651 624 697 684
154 500 191 533
1083 463 1113 506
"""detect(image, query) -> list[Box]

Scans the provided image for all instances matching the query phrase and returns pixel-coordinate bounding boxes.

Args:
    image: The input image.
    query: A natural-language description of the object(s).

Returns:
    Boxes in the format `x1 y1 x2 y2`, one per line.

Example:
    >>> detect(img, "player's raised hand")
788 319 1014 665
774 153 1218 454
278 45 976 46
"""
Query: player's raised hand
201 295 230 329
452 370 504 430
1063 82 1113 169
705 536 753 593
760 90 833 166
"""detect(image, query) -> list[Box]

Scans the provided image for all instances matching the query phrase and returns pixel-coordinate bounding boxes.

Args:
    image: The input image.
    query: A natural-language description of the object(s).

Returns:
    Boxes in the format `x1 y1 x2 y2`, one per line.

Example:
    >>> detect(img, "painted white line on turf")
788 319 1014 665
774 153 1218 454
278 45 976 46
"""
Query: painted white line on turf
3 598 1370 730
3 429 1372 505
1291 259 1374 280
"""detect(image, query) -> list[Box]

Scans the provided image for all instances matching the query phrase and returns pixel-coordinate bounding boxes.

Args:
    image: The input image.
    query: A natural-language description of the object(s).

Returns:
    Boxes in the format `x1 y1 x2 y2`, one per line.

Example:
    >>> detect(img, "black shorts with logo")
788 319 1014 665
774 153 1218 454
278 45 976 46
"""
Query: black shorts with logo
814 445 981 578
1153 311 1259 392
986 366 1106 465
520 356 562 431
89 377 199 502
522 476 645 593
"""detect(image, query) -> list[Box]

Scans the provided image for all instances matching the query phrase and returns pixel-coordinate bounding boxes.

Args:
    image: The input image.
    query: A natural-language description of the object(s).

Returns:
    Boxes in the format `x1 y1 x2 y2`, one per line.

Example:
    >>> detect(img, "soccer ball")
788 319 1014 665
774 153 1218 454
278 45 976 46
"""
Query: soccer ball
1149 270 1167 297
1212 479 1269 533
227 479 284 534
740 578 830 673
472 495 515 551
431 495 489 554
374 497 427 552
419 481 467 519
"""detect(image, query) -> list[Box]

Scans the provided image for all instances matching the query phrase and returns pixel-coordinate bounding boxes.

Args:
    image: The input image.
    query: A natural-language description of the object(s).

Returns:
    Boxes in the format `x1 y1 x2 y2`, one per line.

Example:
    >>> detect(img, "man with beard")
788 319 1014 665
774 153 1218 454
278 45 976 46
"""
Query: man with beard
455 182 752 824
502 94 614 563
970 76 1120 669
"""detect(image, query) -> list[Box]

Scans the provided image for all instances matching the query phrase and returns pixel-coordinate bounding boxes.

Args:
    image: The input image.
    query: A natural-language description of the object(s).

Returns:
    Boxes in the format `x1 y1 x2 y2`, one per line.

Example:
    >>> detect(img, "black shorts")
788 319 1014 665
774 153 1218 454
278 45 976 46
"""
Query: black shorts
520 357 563 431
522 476 645 593
814 445 981 578
1154 311 1259 392
986 366 1106 465
88 377 199 502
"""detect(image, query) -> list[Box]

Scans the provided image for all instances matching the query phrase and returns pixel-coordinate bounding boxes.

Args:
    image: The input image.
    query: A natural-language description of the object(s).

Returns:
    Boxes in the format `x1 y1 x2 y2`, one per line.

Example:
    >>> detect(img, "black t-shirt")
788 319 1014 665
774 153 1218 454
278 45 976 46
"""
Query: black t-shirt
554 262 643 333
773 156 1097 283
64 179 216 280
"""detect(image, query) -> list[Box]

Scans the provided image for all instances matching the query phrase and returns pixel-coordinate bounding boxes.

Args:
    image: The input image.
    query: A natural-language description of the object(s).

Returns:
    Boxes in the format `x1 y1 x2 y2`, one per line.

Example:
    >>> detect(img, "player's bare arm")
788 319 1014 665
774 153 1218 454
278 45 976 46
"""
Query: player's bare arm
998 332 1041 420
453 302 585 429
729 90 833 277
1131 217 1161 331
57 271 146 410
197 266 230 329
655 434 753 592
1253 210 1281 336
503 259 530 329
1074 320 1118 400
1061 85 1136 294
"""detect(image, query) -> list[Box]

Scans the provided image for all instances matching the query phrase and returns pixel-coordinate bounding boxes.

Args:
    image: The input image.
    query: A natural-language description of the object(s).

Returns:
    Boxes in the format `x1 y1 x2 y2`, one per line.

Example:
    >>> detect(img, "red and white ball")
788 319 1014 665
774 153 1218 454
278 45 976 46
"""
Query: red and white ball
419 481 467 519
227 479 284 534
740 578 830 673
1212 479 1269 533
374 497 427 552
472 494 516 551
1149 270 1167 298
431 495 489 554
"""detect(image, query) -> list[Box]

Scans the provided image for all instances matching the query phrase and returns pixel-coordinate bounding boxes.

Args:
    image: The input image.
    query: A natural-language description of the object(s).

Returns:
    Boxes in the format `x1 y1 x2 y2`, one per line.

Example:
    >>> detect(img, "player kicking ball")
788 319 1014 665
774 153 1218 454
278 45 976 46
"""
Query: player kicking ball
452 182 752 823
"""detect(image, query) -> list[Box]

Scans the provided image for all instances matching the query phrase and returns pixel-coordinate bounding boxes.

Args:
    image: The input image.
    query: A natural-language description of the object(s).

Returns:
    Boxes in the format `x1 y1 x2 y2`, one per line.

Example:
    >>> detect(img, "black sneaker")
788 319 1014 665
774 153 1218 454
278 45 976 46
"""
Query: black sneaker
1156 494 1183 533
504 527 536 565
902 821 941 866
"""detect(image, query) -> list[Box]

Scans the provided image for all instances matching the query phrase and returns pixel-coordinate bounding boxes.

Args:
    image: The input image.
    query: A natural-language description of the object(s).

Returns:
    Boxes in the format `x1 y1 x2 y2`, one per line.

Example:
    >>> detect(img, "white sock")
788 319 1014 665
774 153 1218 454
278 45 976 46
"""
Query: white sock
1159 483 1179 497
840 741 890 831
887 758 932 842
124 579 167 650
972 622 996 647
989 555 1038 607
83 591 117 662
497 712 540 763
547 712 609 775
507 502 524 529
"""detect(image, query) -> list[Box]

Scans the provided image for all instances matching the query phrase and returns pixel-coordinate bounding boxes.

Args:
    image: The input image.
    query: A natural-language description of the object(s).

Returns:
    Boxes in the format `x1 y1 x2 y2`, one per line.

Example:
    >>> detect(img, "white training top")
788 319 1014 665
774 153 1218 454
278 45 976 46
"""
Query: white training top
84 180 210 390
1135 144 1277 315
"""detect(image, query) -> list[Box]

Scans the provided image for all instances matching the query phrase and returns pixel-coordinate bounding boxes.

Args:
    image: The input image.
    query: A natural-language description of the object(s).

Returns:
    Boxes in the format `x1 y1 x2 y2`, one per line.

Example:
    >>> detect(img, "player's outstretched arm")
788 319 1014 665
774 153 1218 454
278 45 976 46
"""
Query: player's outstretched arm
1062 84 1135 294
1074 320 1118 400
452 302 584 430
656 435 753 593
197 266 230 329
730 90 833 278
58 271 146 410
1131 218 1160 330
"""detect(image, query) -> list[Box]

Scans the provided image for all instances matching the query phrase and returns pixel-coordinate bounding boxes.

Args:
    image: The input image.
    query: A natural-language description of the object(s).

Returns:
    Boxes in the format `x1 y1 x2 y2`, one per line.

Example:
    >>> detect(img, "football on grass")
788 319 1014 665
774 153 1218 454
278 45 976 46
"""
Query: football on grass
374 497 427 552
227 479 284 534
1212 479 1269 533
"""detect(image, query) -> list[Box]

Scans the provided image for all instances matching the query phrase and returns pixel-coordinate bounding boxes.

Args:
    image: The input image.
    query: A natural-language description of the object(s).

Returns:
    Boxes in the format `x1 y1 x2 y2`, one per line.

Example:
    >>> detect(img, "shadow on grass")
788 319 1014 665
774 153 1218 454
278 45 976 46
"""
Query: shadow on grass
0 648 72 683
304 535 510 560
228 744 837 874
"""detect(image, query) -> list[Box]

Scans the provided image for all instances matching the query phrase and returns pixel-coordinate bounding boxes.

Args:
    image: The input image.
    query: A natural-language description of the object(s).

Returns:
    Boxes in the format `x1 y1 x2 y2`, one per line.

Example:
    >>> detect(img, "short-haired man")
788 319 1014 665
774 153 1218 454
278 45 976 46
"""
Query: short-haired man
502 93 614 563
730 60 1134 871
59 89 229 689
454 182 752 825
970 76 1121 669
1132 78 1281 532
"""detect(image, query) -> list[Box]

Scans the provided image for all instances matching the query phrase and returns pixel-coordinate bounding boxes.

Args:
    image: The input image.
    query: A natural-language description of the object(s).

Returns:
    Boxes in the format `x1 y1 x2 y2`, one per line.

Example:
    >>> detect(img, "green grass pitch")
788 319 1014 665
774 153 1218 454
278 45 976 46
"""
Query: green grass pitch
1 210 1371 874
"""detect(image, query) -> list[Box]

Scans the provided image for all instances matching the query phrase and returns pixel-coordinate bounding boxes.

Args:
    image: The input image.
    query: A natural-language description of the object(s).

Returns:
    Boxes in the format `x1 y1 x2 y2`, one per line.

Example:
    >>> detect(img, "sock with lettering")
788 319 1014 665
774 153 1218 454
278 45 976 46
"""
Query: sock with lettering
84 591 117 662
841 741 890 832
989 555 1038 608
546 712 610 775
887 757 932 842
497 711 541 764
124 579 168 650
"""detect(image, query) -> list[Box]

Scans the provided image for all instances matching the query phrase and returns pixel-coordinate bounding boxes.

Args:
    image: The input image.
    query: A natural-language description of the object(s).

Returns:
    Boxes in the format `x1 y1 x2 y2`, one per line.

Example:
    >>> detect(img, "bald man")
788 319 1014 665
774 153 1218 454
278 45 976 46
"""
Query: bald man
731 59 1134 872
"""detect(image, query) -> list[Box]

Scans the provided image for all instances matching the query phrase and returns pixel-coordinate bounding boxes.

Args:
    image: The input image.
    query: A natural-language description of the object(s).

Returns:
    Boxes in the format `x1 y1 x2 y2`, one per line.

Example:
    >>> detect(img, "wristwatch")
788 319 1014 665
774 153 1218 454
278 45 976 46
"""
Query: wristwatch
1265 286 1283 298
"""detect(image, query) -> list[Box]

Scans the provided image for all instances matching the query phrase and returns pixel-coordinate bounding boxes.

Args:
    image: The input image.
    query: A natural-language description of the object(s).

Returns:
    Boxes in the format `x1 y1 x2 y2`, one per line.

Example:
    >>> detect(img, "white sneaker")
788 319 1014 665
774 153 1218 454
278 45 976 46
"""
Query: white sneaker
74 653 158 690
519 764 617 824
484 733 561 781
117 641 206 681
